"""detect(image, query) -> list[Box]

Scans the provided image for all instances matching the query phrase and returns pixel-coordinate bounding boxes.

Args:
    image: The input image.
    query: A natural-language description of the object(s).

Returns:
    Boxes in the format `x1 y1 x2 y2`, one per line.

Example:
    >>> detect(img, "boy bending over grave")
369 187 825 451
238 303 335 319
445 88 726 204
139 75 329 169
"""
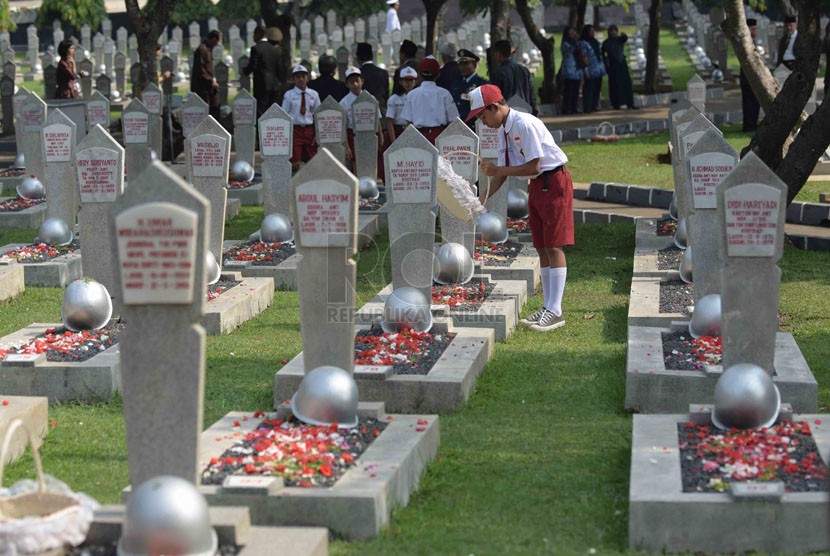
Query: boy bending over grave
469 84 573 332
340 66 384 165
282 64 321 171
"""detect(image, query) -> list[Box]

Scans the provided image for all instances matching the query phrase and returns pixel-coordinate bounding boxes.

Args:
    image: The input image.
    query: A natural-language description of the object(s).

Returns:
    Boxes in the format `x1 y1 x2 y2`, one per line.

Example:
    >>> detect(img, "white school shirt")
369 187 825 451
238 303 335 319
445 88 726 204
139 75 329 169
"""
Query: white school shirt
497 109 568 178
339 91 382 129
386 92 408 125
281 86 320 125
783 30 798 62
399 82 459 127
386 7 400 34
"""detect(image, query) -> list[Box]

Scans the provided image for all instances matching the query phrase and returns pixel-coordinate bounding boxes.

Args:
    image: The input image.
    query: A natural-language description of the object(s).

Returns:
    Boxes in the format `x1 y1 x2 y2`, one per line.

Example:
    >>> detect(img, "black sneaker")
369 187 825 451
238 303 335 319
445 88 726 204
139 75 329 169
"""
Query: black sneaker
531 311 565 332
520 307 547 325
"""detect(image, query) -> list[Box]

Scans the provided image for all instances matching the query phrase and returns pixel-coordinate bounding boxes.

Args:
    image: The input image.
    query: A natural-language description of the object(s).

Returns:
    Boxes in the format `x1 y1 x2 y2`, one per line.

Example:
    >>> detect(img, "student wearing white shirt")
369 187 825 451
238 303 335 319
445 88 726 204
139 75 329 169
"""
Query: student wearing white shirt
339 66 384 170
281 64 321 170
469 84 573 332
386 66 417 140
386 0 401 34
399 58 459 144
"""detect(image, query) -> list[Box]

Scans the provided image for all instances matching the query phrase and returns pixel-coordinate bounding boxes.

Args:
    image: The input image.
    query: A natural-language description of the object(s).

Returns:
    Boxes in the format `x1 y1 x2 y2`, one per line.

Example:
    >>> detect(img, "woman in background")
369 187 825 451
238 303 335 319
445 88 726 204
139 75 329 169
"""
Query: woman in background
56 40 80 99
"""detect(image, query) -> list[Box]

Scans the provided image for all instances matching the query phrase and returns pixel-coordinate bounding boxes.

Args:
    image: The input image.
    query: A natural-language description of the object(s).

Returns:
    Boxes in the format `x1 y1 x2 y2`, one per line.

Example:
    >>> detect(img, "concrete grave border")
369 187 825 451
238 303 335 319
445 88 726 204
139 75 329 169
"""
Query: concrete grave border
226 177 263 206
628 274 690 327
275 319 493 413
625 323 818 413
0 323 120 402
198 404 439 541
354 276 527 342
226 197 241 222
0 261 24 302
635 217 676 251
0 198 46 229
202 271 275 335
633 243 684 278
629 411 830 553
474 253 541 295
0 243 82 287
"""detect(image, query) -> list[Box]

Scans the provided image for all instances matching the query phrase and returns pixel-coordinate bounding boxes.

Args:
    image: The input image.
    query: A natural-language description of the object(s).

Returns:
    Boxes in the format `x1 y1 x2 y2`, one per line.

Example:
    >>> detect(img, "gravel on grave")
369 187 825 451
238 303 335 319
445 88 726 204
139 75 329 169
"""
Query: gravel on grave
659 280 693 314
0 240 79 264
359 192 386 212
201 412 389 488
0 169 26 179
656 245 683 270
662 331 722 370
432 279 493 311
678 420 828 493
0 197 45 212
207 278 240 301
507 217 530 233
355 323 455 375
656 218 677 237
223 241 295 266
0 320 124 363
474 240 524 267
227 176 262 190
68 543 240 555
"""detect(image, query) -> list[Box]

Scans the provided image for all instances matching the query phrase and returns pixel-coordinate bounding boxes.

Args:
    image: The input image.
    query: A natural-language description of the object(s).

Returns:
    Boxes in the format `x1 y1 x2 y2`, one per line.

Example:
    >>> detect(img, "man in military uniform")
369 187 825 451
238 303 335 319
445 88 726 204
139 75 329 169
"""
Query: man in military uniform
450 49 488 126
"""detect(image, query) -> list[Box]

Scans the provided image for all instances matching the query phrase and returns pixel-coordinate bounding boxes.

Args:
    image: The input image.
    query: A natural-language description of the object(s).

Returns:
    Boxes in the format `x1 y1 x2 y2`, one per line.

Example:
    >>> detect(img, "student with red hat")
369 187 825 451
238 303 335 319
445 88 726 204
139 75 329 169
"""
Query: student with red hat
399 57 459 144
468 84 573 332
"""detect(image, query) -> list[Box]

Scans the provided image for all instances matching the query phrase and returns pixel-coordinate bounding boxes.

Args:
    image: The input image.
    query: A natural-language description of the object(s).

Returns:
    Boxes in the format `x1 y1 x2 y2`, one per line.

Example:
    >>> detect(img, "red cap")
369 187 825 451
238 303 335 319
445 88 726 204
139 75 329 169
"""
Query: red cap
465 84 504 121
418 58 440 77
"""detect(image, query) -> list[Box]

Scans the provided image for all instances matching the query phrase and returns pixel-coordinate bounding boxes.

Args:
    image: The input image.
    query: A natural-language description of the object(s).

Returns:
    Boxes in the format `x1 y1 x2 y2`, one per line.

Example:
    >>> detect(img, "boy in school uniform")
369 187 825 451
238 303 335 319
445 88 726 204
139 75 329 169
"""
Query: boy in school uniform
339 66 384 169
468 84 573 332
386 66 418 140
399 58 459 144
281 64 321 170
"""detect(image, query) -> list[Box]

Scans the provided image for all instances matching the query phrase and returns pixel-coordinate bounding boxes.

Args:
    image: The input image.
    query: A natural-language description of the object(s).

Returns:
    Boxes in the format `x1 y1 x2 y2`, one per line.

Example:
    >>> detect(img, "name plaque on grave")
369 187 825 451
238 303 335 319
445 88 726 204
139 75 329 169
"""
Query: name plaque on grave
115 202 197 304
440 139 477 179
182 108 205 137
682 131 706 155
688 83 706 106
387 148 433 203
13 94 26 117
122 112 149 144
190 134 227 177
143 91 162 115
479 125 499 159
316 110 343 144
87 100 109 128
690 153 735 209
233 98 255 125
21 106 43 132
352 103 376 133
295 180 352 247
43 124 72 162
77 147 119 202
724 183 781 257
260 118 291 156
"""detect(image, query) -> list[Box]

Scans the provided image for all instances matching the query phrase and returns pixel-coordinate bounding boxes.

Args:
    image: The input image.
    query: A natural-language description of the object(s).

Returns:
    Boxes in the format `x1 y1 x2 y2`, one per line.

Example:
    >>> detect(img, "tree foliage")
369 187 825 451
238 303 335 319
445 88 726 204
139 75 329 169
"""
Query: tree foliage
37 0 106 31
0 0 15 33
216 0 260 20
302 0 385 21
156 0 215 25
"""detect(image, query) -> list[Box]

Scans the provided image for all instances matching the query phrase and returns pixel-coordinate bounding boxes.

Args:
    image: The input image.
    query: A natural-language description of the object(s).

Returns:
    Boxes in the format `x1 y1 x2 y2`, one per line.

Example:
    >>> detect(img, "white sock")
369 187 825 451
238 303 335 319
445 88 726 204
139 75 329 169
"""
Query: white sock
540 267 551 311
547 267 567 316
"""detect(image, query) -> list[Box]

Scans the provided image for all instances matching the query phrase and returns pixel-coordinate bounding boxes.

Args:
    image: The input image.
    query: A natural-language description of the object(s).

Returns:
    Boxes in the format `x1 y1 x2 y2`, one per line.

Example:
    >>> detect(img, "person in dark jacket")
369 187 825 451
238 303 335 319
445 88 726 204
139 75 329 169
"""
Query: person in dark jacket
581 25 605 112
450 48 488 124
56 40 80 99
560 27 582 115
602 25 635 109
392 39 419 96
777 15 797 70
355 42 390 112
190 30 222 120
489 39 537 115
243 26 281 117
740 18 761 131
308 55 349 102
436 42 461 91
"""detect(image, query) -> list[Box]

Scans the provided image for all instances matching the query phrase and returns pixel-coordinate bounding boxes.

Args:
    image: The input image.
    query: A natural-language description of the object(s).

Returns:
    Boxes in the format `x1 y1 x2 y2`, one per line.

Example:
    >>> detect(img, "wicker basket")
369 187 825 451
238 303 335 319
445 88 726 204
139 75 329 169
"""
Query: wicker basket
0 419 92 554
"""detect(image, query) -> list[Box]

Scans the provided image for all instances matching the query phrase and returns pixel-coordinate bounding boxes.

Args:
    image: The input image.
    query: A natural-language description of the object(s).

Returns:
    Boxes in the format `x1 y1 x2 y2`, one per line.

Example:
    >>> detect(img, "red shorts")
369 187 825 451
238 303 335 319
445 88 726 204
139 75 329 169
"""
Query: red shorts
291 125 317 164
528 166 575 249
346 128 355 161
417 125 445 145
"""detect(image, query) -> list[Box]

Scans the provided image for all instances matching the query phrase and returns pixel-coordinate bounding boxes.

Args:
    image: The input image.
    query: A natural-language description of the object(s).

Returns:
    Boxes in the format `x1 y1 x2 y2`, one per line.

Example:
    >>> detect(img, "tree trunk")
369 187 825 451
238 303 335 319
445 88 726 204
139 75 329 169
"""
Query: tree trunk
515 0 556 103
576 0 588 31
721 1 778 108
423 0 447 55
487 0 510 74
593 5 600 29
644 0 662 94
126 0 175 92
568 4 577 29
